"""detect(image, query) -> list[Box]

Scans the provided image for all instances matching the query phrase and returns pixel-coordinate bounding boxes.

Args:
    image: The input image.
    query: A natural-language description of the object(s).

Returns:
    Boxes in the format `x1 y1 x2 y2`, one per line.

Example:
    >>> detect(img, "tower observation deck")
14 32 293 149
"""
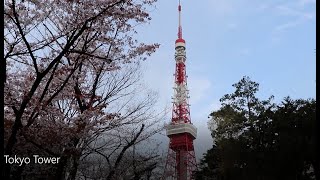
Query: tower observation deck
163 1 197 179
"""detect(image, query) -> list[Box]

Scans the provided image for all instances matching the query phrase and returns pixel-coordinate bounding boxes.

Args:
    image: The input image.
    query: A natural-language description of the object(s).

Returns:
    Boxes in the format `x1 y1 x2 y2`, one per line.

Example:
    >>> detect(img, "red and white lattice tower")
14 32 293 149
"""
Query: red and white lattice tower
163 0 197 179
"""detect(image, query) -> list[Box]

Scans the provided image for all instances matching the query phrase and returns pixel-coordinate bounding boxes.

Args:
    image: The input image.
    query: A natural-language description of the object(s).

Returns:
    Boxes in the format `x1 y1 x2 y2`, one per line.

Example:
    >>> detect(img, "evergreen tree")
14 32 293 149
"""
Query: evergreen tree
195 76 318 180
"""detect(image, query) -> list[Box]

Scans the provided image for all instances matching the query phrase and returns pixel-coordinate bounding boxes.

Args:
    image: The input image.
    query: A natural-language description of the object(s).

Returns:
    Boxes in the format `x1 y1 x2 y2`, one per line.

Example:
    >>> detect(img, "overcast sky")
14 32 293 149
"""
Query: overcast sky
135 0 316 159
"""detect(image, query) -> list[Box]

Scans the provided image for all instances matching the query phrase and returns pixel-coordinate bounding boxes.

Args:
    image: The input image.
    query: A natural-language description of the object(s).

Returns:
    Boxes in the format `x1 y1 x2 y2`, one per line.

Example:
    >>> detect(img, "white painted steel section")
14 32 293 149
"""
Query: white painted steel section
175 42 186 48
175 46 186 59
173 84 188 104
166 123 197 139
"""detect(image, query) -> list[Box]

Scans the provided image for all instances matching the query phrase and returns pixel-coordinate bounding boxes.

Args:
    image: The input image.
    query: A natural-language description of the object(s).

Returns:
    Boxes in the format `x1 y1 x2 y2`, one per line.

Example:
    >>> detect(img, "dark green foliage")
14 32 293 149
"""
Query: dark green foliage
195 76 318 180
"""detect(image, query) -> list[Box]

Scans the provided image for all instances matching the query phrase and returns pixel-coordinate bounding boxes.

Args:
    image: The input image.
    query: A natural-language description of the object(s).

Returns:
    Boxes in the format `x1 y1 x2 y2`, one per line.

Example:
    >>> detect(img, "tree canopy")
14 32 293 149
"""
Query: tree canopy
4 0 164 179
195 76 318 180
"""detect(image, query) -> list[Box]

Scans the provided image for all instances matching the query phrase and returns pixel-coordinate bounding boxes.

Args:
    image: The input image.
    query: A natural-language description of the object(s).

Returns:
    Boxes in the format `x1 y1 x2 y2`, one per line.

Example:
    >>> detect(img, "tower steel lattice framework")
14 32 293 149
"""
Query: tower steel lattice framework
163 1 197 179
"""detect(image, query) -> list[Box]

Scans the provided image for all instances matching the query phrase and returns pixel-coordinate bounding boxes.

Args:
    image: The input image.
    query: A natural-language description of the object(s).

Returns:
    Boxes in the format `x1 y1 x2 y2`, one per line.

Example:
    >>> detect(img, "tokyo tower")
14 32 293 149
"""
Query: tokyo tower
163 0 197 179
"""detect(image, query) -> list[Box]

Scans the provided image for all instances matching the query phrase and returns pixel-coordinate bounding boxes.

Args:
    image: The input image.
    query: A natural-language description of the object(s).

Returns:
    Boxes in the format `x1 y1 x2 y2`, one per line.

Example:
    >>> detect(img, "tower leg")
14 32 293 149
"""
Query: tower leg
164 147 197 179
177 150 187 180
164 148 177 179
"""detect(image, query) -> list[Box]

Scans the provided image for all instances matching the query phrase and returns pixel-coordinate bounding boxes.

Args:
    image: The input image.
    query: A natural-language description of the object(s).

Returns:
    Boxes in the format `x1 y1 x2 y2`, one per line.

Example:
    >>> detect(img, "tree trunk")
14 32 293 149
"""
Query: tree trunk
68 155 81 180
55 156 68 180
4 115 23 179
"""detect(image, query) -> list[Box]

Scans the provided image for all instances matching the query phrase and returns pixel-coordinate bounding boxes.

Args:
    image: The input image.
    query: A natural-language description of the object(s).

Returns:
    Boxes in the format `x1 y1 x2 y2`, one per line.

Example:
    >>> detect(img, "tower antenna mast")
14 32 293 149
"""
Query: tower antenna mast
178 0 182 39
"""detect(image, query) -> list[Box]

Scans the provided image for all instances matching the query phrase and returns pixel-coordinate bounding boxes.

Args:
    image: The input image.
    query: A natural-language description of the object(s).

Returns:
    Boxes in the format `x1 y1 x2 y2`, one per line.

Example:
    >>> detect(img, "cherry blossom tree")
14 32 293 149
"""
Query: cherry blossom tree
4 0 161 179
16 63 166 179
